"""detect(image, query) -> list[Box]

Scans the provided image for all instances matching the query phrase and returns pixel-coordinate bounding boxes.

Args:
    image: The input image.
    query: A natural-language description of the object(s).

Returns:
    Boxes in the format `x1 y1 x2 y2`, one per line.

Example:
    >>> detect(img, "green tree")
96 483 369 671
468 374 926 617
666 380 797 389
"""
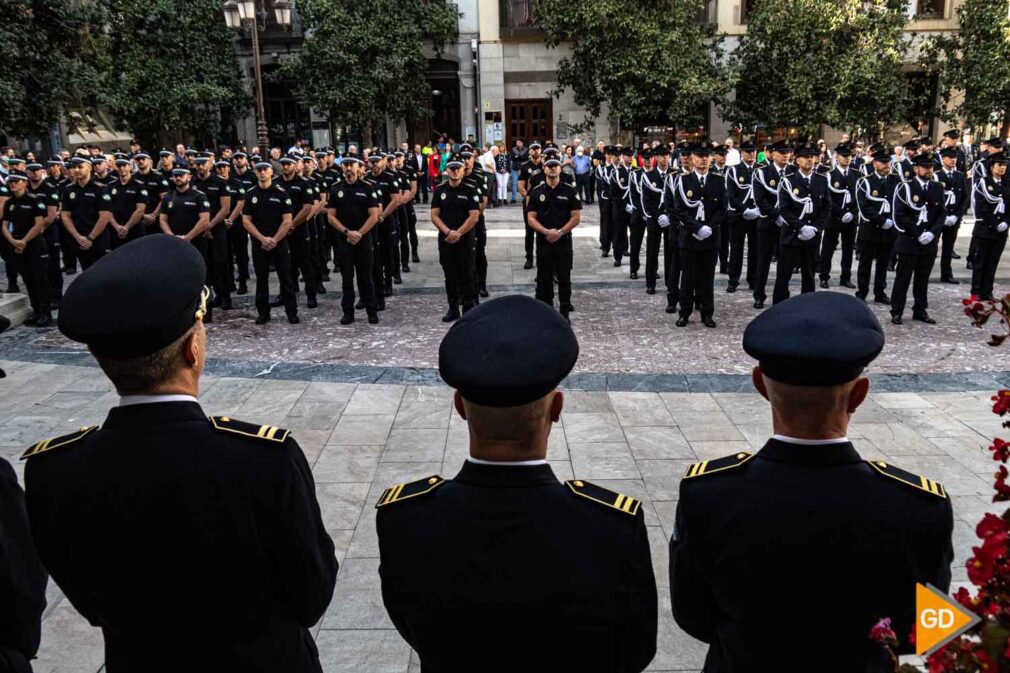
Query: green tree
535 0 730 134
281 0 457 133
97 0 250 147
924 0 1010 136
726 0 909 138
0 0 103 140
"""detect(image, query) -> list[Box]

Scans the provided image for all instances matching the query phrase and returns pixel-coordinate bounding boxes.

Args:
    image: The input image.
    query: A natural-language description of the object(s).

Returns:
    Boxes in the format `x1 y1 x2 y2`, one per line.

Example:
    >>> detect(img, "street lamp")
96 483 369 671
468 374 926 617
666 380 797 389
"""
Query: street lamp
223 0 294 151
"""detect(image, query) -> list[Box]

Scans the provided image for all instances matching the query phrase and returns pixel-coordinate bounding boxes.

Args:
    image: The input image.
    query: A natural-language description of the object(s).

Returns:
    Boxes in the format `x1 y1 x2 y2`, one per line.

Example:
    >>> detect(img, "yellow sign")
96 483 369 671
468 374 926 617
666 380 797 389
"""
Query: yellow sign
915 583 979 657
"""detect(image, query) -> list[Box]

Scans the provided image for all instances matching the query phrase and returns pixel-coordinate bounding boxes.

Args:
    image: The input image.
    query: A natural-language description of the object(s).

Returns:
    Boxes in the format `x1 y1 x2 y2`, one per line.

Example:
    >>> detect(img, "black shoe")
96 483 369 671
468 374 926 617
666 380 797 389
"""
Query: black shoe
4 284 18 294
856 293 867 302
630 271 638 280
23 313 38 326
887 262 896 272
665 304 677 314
412 253 420 263
316 283 327 294
442 309 461 323
307 297 318 309
320 273 331 282
646 287 656 295
719 266 728 275
255 313 270 325
675 317 689 327
874 294 891 305
356 300 365 309
966 261 974 270
35 312 52 328
221 298 234 310
393 276 402 285
367 313 379 324
819 279 829 289
560 310 570 323
563 304 575 313
479 286 489 298
270 296 284 308
237 283 248 295
340 313 354 325
703 318 717 328
601 251 610 258
524 258 534 270
941 277 960 284
891 315 902 325
613 259 621 267
377 301 386 312
383 285 394 297
913 313 937 325
753 300 765 309
951 252 961 259
726 284 737 294
839 280 856 289
401 264 410 274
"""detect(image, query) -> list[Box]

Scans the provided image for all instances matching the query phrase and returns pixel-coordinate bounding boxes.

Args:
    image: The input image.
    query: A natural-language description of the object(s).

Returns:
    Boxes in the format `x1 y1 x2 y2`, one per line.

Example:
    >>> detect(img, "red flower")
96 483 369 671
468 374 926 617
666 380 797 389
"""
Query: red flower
977 512 1008 539
967 531 1008 585
963 294 980 306
868 617 898 646
953 586 976 611
991 437 1010 462
993 390 1010 417
995 465 1010 501
975 648 992 670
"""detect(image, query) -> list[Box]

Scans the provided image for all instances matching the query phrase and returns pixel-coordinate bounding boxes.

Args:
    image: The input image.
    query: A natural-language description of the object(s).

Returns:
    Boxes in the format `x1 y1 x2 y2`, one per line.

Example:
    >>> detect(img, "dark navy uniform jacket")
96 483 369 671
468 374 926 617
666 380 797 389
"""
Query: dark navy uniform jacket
23 401 337 673
377 461 658 673
892 177 946 256
670 439 953 673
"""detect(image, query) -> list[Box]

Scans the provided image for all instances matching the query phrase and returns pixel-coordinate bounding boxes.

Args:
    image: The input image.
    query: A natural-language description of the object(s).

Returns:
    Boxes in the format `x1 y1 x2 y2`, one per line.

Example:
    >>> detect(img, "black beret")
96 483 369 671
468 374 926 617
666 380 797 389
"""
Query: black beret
439 295 579 407
58 236 208 359
743 292 884 386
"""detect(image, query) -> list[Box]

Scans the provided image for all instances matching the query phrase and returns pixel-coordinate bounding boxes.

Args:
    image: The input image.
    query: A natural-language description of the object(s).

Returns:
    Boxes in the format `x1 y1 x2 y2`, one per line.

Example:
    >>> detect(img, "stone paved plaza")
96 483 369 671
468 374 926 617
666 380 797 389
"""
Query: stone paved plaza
2 201 1009 672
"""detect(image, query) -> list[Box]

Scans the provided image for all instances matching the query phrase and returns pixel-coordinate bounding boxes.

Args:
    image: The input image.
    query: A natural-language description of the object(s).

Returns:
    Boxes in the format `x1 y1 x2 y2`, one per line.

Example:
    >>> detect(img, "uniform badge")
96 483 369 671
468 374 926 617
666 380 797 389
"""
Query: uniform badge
441 193 447 200
652 181 657 187
250 196 258 204
111 188 117 195
140 190 148 197
834 181 840 187
872 190 879 196
793 188 800 195
337 190 343 198
769 179 777 187
989 185 994 192
285 198 292 205
739 176 745 183
687 190 693 197
102 194 111 201
539 194 545 202
69 192 76 200
913 195 919 203
167 201 173 209
203 201 210 208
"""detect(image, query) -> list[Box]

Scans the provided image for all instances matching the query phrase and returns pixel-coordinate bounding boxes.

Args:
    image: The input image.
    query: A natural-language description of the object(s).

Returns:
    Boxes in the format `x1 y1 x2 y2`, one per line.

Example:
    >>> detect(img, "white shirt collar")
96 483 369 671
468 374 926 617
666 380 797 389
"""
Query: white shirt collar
119 394 199 407
772 434 850 446
917 177 930 188
467 457 549 467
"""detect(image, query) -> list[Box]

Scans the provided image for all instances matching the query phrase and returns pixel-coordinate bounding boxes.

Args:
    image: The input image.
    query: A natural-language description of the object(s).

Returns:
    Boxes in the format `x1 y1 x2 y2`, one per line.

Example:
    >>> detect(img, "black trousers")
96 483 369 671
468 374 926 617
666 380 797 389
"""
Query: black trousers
523 205 535 260
939 224 959 279
439 231 476 310
773 243 818 304
610 203 630 261
0 238 17 287
598 199 612 253
288 231 317 300
665 230 682 307
719 218 730 271
587 173 596 204
375 216 396 290
336 231 376 314
856 239 891 299
417 173 429 203
628 213 646 274
59 226 77 271
75 230 111 271
575 174 590 203
390 211 402 277
399 208 418 260
818 227 855 283
252 240 297 316
228 224 250 284
890 252 936 317
43 226 63 299
314 215 330 278
679 247 716 319
752 223 777 302
535 238 573 309
475 216 488 290
11 239 51 312
727 217 756 289
971 236 1007 299
645 217 667 290
203 226 232 302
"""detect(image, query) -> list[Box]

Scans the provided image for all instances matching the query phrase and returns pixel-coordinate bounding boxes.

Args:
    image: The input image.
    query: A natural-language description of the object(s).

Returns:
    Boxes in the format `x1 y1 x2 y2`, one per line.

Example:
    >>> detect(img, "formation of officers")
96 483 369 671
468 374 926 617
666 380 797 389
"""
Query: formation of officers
3 239 954 672
588 130 1006 326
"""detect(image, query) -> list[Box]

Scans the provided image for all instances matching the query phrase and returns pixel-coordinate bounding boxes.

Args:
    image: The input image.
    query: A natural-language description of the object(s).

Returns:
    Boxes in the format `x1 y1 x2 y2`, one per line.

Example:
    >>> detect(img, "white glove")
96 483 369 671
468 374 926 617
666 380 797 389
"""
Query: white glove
775 215 786 228
841 212 854 224
917 231 935 245
798 225 817 241
999 222 1009 233
743 207 760 220
693 225 713 240
882 218 894 230
625 204 635 214
944 215 958 227
657 214 670 228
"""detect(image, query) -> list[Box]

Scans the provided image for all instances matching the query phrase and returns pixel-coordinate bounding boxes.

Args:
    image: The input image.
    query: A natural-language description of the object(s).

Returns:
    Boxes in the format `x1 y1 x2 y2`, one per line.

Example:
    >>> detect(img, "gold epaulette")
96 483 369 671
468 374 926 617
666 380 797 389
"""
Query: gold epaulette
867 460 947 499
209 416 289 443
21 426 98 460
565 479 640 516
375 475 446 508
683 452 755 479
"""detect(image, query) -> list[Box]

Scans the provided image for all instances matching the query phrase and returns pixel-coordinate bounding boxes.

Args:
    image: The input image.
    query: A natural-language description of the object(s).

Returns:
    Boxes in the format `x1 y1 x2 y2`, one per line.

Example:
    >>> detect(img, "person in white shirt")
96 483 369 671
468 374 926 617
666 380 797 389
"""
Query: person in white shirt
725 138 741 166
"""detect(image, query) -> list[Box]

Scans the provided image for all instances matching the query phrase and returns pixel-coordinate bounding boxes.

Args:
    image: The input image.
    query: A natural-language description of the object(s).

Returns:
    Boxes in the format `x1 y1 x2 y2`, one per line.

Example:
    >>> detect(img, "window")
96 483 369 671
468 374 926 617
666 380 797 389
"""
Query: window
693 0 715 25
912 0 945 19
741 0 758 23
500 0 542 37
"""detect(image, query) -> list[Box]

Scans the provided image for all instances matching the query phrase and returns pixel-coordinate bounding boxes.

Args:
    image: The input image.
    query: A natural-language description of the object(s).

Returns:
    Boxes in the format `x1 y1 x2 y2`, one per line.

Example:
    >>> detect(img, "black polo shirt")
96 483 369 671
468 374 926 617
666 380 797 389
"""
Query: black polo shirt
28 179 60 210
3 192 46 238
242 183 292 237
431 180 479 232
528 180 582 243
518 159 545 193
192 174 231 220
109 177 147 225
61 179 111 235
134 170 169 211
327 179 379 231
279 175 313 238
161 187 210 236
369 169 399 209
233 168 257 197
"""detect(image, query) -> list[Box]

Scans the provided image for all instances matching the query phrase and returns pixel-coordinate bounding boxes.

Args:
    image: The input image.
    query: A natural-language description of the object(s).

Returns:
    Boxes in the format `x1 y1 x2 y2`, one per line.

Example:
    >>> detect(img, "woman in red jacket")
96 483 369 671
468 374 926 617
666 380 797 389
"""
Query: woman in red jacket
428 150 442 186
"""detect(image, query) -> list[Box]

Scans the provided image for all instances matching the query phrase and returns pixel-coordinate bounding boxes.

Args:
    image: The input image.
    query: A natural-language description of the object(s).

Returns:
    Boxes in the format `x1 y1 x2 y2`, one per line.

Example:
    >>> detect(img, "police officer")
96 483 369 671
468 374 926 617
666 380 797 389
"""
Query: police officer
91 154 116 187
60 156 112 271
817 144 859 290
394 150 420 272
187 153 233 311
229 151 256 295
108 156 148 249
300 154 328 297
0 165 14 294
937 128 967 174
28 161 64 305
595 146 613 256
276 154 318 310
132 152 169 239
936 146 969 284
377 295 657 672
712 145 731 273
327 156 380 324
2 172 52 327
670 291 953 672
627 149 650 280
367 153 400 300
751 141 793 309
518 141 545 269
461 145 491 299
773 143 831 304
23 235 336 671
431 154 480 322
673 144 725 327
242 161 299 324
970 154 1009 301
641 146 673 294
527 150 582 320
610 147 635 268
725 141 760 294
855 146 901 305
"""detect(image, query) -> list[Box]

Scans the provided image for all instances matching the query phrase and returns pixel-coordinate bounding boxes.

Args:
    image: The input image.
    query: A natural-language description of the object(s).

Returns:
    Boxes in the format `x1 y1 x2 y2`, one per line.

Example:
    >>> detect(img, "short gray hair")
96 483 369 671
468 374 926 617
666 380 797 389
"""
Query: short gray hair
95 326 195 394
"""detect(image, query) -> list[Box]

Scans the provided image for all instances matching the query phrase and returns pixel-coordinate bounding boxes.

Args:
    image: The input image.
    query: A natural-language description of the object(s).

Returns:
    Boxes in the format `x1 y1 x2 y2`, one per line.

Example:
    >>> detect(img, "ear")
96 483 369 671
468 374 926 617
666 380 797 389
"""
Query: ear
182 327 201 367
549 391 564 423
453 390 467 420
752 366 769 401
847 377 870 414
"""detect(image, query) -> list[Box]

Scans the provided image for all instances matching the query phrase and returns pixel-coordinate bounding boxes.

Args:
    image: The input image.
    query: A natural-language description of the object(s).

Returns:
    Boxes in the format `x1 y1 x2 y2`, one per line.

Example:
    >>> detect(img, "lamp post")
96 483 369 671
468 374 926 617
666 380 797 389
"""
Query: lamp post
223 0 293 151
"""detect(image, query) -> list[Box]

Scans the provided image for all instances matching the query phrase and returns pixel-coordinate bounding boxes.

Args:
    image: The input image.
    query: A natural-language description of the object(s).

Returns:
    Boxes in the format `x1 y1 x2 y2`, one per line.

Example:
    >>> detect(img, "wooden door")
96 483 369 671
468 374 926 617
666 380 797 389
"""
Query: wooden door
505 98 554 148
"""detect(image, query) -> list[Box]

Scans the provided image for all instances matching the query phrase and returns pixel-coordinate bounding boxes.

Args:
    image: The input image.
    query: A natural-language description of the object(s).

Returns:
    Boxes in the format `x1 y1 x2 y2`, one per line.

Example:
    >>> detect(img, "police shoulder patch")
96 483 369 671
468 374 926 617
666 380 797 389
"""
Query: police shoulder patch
565 479 640 515
376 475 445 508
22 426 98 460
867 460 946 498
683 452 755 479
209 416 290 443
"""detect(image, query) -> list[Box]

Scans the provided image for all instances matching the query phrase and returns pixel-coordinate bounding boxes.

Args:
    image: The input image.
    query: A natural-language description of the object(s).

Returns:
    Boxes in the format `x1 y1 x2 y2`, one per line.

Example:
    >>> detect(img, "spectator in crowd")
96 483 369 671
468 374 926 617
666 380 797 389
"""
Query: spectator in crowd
428 147 443 186
574 145 592 202
725 138 741 166
561 146 576 180
494 144 510 207
510 139 528 204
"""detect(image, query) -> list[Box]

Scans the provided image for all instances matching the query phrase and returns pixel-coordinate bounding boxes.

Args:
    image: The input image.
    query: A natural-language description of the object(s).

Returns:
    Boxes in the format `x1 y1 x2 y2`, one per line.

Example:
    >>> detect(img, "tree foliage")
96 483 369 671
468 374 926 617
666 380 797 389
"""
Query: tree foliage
97 0 250 147
535 0 730 132
923 0 1010 135
726 0 909 137
281 0 457 129
0 0 103 139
